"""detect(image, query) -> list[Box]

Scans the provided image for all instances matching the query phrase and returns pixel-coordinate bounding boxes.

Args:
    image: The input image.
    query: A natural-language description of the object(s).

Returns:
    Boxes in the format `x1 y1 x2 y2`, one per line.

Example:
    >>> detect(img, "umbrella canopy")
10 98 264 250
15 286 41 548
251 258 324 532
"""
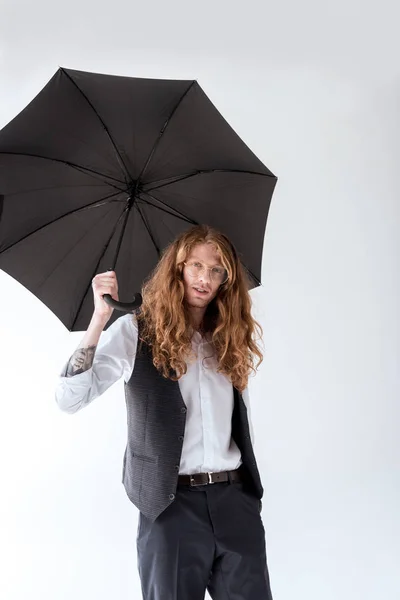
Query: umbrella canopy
0 68 277 331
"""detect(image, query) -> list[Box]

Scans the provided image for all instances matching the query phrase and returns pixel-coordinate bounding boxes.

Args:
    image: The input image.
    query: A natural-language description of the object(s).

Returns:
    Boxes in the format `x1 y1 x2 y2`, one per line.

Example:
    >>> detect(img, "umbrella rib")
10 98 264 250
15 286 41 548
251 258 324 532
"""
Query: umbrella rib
71 202 130 330
137 81 196 183
61 68 132 184
134 202 161 258
245 267 261 287
0 151 126 189
140 191 198 225
35 201 119 298
4 183 116 199
144 168 276 193
141 192 260 286
0 190 125 254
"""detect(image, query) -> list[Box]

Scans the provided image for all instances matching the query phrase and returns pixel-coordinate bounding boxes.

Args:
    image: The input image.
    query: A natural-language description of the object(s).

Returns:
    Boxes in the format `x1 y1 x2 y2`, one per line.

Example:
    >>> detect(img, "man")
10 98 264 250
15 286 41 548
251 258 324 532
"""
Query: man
55 224 274 600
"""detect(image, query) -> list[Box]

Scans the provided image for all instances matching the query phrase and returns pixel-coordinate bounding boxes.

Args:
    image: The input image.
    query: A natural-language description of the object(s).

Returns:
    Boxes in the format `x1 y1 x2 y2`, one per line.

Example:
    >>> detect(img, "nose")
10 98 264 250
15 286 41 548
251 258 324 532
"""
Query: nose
198 268 212 285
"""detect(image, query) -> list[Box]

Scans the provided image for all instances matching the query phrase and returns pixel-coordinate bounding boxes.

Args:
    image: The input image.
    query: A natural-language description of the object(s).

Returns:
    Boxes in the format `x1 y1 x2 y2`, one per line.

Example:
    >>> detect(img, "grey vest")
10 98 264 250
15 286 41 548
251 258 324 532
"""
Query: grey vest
121 317 264 522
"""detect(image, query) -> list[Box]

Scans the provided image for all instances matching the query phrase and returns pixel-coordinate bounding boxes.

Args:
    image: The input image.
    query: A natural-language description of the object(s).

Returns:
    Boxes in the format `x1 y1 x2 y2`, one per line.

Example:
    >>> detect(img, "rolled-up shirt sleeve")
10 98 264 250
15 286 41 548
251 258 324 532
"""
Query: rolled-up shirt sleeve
55 313 138 414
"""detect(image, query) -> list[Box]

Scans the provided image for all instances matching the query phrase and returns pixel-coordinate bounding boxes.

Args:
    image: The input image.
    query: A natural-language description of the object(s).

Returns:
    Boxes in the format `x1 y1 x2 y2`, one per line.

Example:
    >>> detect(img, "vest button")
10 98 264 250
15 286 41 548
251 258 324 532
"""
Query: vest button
174 465 180 471
169 494 175 501
178 436 184 441
181 407 187 413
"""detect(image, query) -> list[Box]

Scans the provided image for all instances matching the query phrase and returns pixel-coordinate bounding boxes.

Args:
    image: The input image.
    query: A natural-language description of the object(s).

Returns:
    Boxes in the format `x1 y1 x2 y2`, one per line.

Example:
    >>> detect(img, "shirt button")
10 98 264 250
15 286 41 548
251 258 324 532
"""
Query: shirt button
169 494 175 501
181 407 187 413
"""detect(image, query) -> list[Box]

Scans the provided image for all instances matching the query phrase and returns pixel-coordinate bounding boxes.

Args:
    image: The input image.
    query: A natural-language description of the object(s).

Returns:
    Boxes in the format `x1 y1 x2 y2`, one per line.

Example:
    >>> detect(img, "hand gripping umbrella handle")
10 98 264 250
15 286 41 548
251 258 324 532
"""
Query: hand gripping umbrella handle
102 293 143 312
101 267 142 312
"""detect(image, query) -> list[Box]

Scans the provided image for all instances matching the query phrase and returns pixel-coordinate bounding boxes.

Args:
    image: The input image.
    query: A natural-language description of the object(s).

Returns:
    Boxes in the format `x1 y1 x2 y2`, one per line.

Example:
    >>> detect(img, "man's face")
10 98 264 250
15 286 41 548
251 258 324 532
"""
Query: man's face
182 243 225 310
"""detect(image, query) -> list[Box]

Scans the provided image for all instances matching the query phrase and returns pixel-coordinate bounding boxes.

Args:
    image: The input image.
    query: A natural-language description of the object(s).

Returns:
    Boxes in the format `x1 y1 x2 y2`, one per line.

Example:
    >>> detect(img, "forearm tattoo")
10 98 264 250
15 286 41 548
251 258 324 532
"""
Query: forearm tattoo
65 345 97 377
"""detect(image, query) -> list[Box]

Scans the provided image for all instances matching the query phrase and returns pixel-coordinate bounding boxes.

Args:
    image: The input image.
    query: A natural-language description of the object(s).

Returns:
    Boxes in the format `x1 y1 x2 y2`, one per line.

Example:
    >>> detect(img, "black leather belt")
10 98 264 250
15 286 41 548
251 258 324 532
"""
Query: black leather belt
178 468 243 487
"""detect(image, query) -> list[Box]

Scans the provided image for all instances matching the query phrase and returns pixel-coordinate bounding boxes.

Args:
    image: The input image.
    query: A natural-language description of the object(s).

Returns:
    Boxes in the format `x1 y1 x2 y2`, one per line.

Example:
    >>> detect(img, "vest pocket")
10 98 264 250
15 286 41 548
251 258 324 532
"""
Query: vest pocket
132 452 157 463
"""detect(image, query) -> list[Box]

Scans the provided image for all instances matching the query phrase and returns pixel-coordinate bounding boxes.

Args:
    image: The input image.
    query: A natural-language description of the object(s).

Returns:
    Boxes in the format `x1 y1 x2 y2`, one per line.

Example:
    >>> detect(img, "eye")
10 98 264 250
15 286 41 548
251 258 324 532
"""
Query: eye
192 262 203 268
212 267 224 275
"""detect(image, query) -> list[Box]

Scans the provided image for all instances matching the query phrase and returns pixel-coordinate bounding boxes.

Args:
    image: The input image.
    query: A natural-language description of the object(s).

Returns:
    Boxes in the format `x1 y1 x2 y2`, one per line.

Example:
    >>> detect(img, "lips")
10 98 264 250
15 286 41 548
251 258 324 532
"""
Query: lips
193 286 209 295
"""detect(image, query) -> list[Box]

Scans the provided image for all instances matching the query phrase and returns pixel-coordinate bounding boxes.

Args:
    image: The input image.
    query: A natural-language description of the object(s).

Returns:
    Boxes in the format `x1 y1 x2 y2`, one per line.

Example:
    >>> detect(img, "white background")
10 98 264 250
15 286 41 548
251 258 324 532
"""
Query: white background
0 1 399 599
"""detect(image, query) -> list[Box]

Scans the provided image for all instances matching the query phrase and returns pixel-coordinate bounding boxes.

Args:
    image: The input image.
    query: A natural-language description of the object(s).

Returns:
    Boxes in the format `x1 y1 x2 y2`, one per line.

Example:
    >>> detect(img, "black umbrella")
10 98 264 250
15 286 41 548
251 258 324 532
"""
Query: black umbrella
0 68 277 331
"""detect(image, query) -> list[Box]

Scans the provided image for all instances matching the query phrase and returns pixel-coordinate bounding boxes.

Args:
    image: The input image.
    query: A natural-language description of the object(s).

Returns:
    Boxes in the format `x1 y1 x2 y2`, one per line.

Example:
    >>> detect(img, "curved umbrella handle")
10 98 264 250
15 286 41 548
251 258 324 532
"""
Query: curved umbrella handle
102 293 143 312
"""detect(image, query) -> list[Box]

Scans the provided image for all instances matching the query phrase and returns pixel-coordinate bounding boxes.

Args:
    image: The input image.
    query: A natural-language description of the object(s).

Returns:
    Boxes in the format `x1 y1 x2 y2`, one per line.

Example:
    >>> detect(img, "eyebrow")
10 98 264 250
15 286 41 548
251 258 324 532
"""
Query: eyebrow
190 257 223 267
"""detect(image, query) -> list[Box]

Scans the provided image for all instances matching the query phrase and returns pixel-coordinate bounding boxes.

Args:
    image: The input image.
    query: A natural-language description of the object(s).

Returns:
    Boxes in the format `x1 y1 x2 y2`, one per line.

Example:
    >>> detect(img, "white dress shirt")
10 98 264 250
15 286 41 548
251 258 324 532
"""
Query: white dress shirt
55 313 255 475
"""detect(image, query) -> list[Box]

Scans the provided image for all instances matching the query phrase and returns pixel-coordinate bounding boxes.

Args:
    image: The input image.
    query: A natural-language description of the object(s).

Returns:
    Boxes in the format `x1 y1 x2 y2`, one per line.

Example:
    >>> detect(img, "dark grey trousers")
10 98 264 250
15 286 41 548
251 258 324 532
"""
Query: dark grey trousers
136 479 274 600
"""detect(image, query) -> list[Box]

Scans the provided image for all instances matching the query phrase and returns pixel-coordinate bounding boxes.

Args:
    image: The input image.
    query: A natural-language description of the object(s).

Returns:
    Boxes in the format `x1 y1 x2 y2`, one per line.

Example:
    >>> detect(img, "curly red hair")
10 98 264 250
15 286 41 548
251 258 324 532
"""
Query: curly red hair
136 224 263 392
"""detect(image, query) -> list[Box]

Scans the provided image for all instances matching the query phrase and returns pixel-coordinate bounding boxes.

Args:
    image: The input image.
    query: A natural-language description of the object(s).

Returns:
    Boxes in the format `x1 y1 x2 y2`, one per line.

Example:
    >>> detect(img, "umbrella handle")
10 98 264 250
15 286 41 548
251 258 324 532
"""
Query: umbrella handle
102 293 143 312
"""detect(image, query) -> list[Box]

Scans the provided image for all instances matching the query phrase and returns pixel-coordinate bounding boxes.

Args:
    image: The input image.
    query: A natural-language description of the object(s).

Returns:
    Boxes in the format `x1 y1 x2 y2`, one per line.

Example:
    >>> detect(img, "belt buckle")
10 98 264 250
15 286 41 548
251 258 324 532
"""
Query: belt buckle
189 476 203 487
189 472 215 486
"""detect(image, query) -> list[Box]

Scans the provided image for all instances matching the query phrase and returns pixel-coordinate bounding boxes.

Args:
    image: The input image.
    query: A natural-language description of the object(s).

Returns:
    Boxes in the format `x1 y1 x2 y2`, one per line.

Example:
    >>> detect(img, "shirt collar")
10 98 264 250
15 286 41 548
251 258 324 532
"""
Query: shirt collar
191 329 212 345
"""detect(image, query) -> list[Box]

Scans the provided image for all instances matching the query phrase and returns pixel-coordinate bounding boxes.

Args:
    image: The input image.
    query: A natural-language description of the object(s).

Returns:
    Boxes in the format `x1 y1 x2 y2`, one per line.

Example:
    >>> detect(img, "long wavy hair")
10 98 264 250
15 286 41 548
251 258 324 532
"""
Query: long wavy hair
136 224 263 392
